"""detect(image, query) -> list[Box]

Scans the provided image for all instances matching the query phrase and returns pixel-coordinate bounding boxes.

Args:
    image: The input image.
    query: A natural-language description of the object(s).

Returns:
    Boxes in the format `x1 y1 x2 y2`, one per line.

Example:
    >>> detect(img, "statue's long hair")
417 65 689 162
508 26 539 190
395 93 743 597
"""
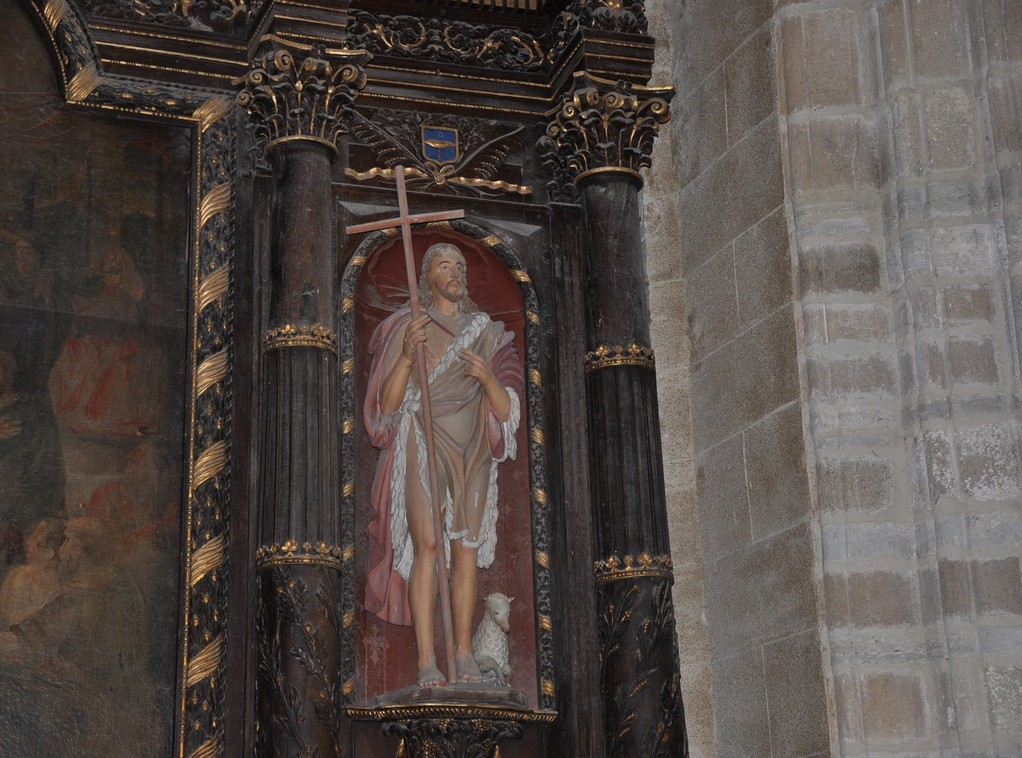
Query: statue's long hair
416 242 479 314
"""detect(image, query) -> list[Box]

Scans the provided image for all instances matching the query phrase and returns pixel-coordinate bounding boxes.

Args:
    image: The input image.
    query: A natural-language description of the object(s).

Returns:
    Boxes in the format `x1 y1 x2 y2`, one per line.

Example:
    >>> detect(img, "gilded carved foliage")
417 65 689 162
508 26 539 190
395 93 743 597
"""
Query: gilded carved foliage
560 0 649 34
73 0 263 33
235 42 371 156
548 0 650 60
538 74 672 190
346 10 547 72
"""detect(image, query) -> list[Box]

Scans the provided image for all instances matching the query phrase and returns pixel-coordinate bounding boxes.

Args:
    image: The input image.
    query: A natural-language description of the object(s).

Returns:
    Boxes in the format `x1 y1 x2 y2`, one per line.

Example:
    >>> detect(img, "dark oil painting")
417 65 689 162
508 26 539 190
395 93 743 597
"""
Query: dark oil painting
0 3 191 755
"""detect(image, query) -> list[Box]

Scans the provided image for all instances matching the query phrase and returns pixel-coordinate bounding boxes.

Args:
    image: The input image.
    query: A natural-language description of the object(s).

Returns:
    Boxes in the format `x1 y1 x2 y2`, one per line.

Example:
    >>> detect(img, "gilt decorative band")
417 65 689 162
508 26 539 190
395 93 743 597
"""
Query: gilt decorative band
256 540 345 571
346 704 558 723
594 552 674 584
263 324 338 353
584 343 655 373
574 166 644 189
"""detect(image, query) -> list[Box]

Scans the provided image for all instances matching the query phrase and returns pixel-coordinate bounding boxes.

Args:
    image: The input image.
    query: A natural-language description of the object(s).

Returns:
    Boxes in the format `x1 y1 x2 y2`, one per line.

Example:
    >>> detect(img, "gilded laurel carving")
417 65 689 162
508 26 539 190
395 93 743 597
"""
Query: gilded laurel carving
74 0 264 33
346 9 547 71
236 41 371 156
599 578 686 758
538 74 672 190
346 109 530 197
255 566 345 757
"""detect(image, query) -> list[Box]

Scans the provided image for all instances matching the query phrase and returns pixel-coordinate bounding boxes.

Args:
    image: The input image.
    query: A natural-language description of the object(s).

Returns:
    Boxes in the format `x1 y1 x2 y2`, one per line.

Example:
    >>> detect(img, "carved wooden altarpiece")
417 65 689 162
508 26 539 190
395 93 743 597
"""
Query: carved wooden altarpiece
2 0 687 755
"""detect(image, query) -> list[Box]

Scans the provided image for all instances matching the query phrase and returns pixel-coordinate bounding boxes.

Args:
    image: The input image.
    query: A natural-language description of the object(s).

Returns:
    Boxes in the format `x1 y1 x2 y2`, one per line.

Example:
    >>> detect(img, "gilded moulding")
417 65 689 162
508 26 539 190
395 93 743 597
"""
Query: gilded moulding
584 342 655 373
346 703 557 722
263 324 338 353
594 552 674 583
256 540 345 571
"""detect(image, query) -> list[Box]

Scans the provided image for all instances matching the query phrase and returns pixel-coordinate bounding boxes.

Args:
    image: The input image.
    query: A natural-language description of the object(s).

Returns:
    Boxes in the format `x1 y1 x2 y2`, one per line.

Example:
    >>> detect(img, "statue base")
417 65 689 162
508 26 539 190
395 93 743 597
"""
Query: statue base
373 681 528 708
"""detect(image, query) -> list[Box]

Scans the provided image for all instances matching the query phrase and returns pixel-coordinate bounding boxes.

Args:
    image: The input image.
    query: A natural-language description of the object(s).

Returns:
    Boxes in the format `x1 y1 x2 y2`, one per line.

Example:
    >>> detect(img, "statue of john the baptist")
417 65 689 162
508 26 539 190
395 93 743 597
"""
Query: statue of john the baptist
363 242 524 687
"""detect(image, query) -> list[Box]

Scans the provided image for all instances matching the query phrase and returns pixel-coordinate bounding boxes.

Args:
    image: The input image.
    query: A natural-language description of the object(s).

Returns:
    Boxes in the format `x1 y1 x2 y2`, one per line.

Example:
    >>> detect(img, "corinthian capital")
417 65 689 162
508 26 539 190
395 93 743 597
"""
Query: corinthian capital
235 39 372 158
539 73 673 192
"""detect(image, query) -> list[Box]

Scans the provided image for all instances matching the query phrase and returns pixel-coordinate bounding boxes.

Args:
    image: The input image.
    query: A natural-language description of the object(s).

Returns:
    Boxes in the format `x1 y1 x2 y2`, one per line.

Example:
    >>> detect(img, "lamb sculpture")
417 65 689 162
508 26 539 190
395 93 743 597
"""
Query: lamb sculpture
472 592 514 686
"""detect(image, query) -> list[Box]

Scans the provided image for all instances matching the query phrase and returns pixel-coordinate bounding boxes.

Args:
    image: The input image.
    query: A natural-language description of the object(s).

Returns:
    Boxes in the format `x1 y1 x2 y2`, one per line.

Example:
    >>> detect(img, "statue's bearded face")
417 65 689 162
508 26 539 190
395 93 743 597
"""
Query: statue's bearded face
427 251 466 304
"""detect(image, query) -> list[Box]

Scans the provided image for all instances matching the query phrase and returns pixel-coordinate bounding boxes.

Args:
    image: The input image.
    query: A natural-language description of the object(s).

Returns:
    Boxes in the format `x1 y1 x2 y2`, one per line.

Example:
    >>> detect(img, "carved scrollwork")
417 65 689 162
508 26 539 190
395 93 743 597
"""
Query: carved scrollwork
76 0 264 33
548 0 650 62
346 10 547 72
538 73 672 191
235 39 372 158
553 0 649 38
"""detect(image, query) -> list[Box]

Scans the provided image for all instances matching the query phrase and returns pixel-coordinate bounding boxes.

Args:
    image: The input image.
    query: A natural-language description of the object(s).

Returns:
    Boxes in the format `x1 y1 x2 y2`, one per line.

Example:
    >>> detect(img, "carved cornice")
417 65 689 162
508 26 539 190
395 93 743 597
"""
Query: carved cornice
584 342 655 373
548 0 650 64
538 72 672 191
594 552 673 583
346 10 547 72
235 38 372 158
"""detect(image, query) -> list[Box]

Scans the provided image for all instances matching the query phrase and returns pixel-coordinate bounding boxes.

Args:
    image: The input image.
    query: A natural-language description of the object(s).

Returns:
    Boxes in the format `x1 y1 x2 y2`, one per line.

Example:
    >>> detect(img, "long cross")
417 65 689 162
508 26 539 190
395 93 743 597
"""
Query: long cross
346 166 465 684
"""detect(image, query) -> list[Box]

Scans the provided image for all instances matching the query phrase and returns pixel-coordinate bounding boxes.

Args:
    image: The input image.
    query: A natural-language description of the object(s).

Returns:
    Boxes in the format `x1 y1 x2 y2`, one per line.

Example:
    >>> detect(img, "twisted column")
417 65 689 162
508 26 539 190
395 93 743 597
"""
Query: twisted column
540 72 687 758
236 39 370 756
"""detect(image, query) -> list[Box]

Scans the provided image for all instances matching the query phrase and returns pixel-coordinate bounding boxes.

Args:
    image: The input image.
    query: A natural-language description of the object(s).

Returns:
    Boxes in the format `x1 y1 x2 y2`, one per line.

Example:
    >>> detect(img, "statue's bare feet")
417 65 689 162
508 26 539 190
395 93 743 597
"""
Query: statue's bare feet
417 662 446 688
456 652 483 683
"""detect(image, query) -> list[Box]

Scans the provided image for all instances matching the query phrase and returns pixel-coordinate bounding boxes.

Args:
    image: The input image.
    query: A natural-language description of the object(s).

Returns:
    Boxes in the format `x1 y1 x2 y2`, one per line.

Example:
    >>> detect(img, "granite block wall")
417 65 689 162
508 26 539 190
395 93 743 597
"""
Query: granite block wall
648 0 1022 755
648 1 831 756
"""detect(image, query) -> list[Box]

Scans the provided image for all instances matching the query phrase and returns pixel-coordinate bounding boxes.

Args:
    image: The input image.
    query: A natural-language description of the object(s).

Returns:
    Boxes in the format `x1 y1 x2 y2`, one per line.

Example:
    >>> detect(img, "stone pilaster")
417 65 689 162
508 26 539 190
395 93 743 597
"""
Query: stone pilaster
236 39 369 757
540 72 687 758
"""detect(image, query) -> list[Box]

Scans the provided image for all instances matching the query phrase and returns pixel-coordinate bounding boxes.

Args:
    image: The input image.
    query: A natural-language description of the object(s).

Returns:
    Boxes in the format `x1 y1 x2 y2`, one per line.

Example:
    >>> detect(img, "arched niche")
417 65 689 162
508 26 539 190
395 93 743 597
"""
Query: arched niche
339 222 554 711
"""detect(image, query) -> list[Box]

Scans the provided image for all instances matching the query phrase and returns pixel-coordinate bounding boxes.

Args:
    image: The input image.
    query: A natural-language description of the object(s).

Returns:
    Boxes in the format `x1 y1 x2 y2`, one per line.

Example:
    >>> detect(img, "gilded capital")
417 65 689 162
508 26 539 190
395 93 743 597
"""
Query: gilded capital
539 73 672 191
235 38 372 158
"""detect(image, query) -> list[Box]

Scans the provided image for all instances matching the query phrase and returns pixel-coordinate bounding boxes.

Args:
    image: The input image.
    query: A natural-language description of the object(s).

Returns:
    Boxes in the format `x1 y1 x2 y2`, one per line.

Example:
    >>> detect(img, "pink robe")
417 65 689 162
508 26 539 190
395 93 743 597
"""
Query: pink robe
363 307 523 625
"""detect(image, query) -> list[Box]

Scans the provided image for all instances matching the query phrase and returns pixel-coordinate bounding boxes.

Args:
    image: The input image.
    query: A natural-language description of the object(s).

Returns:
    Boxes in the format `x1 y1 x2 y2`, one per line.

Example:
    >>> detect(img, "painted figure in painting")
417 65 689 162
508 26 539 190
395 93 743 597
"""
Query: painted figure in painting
364 243 524 687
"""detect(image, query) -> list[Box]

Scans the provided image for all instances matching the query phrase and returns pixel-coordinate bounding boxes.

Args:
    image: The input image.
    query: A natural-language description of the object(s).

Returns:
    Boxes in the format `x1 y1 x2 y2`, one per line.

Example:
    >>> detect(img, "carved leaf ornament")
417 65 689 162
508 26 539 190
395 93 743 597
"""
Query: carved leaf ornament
544 80 671 183
236 44 370 156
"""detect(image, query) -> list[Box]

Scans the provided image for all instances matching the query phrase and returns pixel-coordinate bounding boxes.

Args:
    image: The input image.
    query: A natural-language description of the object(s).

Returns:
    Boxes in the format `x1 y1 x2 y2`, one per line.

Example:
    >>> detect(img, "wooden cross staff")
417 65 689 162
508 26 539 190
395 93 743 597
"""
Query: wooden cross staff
346 166 466 683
